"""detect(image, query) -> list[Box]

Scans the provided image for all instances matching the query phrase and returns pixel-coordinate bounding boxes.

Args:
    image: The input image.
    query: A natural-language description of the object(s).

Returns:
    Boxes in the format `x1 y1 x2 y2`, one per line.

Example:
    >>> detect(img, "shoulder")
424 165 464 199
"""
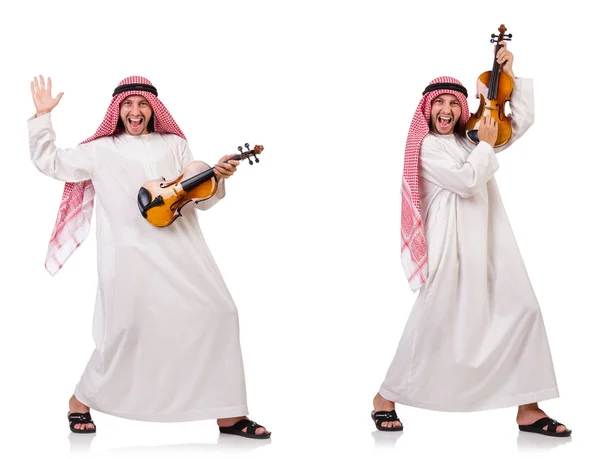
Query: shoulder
421 133 443 149
152 132 189 153
421 133 450 155
155 132 187 145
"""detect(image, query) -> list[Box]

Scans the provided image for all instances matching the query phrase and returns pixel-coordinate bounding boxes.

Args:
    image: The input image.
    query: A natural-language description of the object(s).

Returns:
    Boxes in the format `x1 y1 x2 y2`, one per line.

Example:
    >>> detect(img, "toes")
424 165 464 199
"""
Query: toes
75 423 82 430
241 426 266 435
542 424 567 433
86 423 95 430
381 421 388 428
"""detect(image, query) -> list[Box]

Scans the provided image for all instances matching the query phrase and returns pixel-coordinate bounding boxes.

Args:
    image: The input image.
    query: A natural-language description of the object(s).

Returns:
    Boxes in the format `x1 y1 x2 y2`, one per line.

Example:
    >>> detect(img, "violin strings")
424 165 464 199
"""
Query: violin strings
181 169 216 191
489 47 499 100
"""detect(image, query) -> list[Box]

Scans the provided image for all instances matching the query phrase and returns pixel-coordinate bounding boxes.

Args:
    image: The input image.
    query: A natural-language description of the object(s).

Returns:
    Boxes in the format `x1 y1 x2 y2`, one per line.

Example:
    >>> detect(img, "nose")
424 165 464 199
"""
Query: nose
441 101 452 113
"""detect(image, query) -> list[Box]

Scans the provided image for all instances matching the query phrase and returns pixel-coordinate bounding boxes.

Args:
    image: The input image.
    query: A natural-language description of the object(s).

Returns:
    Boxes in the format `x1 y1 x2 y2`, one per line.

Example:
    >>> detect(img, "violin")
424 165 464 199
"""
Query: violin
137 143 263 227
466 24 514 147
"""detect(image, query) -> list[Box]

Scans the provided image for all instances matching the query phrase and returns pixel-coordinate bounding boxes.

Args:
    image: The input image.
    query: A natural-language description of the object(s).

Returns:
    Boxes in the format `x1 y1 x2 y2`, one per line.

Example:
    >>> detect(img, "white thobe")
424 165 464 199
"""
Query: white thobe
29 114 248 421
380 78 559 411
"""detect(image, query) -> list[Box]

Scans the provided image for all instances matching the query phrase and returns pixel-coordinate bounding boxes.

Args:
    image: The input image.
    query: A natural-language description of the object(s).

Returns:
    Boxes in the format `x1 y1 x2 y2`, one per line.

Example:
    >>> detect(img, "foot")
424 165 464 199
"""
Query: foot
373 393 402 429
517 403 569 434
217 416 268 436
69 395 95 432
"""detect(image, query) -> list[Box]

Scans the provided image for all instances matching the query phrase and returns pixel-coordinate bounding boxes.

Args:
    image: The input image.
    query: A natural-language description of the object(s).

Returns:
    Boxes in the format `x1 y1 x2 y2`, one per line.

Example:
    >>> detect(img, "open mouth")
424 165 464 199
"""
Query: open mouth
128 117 143 129
438 116 452 128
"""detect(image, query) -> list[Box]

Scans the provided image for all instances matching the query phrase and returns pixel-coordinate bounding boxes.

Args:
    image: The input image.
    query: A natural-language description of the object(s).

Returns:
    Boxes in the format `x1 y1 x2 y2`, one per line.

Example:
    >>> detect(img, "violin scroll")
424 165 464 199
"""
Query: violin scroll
490 24 512 43
237 143 263 165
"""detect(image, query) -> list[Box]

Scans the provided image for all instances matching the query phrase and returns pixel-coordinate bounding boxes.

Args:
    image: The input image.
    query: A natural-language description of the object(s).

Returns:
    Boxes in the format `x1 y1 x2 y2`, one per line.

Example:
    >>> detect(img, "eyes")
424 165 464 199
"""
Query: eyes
122 100 149 107
433 99 460 106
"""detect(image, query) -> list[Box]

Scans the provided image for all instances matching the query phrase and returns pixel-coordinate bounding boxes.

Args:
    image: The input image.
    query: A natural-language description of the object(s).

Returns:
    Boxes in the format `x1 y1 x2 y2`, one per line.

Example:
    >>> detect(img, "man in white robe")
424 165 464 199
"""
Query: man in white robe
28 75 270 439
372 44 570 437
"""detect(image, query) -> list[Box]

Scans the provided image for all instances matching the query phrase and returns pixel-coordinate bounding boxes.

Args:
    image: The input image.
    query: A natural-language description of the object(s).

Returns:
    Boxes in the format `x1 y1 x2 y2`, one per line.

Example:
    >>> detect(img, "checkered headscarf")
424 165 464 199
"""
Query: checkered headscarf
44 76 186 275
401 76 469 291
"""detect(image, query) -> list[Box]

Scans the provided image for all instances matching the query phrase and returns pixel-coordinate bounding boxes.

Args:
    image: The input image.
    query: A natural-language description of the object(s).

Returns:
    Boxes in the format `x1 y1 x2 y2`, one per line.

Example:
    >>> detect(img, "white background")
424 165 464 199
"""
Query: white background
0 0 597 458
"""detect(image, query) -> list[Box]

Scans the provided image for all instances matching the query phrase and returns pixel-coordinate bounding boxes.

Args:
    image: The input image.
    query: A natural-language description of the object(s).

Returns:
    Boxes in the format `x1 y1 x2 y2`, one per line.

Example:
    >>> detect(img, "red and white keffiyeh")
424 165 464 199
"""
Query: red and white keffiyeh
45 76 186 275
401 76 469 291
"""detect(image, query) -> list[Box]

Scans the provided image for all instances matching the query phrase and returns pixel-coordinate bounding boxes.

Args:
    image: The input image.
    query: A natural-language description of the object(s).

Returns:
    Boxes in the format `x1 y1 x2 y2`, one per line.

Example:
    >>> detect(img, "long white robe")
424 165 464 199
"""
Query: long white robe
29 114 248 421
380 78 559 411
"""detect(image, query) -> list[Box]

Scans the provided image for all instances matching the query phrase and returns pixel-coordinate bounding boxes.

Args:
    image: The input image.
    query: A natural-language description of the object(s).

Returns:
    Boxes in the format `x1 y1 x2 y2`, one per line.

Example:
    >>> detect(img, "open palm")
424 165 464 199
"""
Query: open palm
31 75 64 116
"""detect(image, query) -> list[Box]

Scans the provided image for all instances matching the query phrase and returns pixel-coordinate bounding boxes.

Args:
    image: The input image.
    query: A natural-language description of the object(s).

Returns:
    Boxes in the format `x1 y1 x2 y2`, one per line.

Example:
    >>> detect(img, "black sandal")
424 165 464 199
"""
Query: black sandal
67 411 97 434
371 410 403 431
219 419 271 439
518 417 571 437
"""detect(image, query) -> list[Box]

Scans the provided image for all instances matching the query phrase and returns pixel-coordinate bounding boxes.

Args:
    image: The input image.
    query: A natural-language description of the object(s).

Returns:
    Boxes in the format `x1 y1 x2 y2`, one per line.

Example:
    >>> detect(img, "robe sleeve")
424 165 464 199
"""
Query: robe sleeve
494 77 534 153
420 136 499 199
179 140 226 211
28 113 95 181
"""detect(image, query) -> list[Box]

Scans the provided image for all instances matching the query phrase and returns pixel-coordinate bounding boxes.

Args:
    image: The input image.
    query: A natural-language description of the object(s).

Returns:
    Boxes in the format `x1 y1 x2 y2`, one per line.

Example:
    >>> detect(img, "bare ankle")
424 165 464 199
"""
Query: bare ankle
69 395 89 412
373 393 394 411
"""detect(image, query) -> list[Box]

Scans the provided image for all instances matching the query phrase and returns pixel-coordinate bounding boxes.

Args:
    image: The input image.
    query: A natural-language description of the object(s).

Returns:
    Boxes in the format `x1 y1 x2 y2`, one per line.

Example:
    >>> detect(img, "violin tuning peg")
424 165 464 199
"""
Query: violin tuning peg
244 142 250 150
238 146 243 153
248 158 254 165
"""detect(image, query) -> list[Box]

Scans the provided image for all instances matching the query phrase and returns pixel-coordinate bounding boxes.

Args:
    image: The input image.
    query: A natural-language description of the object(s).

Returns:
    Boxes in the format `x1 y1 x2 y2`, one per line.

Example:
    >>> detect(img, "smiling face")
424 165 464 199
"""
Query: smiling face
119 95 153 135
430 93 462 135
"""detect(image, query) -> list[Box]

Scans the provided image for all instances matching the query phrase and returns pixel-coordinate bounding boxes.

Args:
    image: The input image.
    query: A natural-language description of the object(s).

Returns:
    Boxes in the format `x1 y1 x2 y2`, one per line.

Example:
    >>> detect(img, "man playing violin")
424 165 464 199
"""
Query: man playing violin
28 75 270 439
372 43 571 437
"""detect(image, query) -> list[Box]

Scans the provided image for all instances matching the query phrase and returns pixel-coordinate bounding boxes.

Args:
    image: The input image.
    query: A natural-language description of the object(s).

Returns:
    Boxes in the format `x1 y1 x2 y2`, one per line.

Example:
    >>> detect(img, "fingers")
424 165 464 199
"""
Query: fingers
216 162 237 173
33 76 40 92
56 92 64 104
39 74 46 91
496 48 505 63
214 164 236 178
485 116 495 126
496 49 511 63
482 116 497 127
496 48 513 71
48 76 52 92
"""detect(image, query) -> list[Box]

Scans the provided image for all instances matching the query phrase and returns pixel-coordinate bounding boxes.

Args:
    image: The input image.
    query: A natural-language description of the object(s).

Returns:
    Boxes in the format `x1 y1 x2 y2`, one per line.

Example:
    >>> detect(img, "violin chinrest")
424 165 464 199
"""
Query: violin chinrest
467 130 480 143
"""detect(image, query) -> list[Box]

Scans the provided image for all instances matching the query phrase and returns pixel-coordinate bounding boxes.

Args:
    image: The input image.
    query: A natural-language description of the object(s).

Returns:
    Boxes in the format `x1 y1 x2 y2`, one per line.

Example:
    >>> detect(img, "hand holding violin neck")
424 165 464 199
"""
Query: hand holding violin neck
214 154 241 181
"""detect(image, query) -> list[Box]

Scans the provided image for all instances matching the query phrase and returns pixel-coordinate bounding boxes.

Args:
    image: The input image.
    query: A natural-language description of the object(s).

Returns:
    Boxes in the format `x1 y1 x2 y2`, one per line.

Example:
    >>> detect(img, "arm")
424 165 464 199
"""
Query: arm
420 136 499 198
28 74 94 181
29 113 95 181
507 77 534 141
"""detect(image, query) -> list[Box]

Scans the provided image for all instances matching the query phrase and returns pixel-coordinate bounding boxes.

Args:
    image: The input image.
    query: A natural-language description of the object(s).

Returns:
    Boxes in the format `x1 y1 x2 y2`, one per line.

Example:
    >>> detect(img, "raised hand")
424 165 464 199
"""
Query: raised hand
496 41 515 79
478 116 499 147
214 154 240 181
31 75 64 117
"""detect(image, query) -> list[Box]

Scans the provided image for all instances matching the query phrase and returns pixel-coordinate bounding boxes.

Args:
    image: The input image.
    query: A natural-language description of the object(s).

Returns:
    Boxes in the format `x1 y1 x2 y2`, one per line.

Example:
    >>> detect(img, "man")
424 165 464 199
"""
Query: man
372 44 571 437
29 75 270 439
